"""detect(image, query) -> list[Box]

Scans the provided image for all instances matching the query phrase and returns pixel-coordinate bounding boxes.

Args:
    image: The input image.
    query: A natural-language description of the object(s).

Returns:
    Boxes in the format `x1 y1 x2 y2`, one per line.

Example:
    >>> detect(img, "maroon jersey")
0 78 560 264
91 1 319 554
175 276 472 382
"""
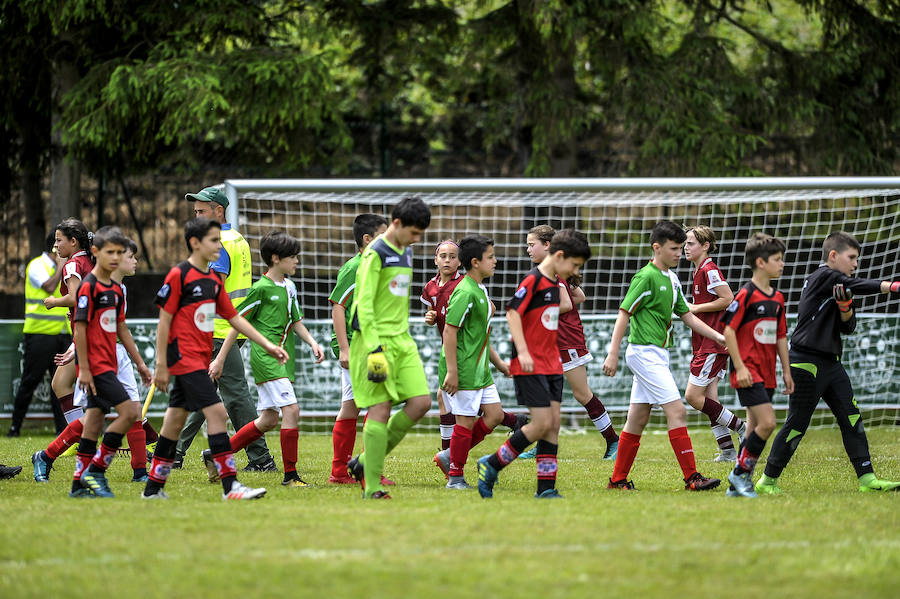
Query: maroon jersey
74 273 125 377
557 278 587 351
690 258 729 355
61 251 94 324
420 271 463 338
721 281 787 389
155 261 237 376
506 267 562 376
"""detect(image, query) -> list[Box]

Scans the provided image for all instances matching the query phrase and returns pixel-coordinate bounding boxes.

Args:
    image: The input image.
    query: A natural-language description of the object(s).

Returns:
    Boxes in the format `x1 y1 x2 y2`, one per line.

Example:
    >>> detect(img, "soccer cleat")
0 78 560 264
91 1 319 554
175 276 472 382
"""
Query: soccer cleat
31 451 52 482
381 475 395 486
145 441 157 464
243 457 279 472
713 448 738 463
433 449 450 480
347 456 365 491
726 470 758 498
81 471 115 498
603 438 619 461
513 413 528 432
328 474 357 484
725 485 740 497
476 455 498 499
131 473 149 483
141 489 170 500
534 488 564 499
518 445 537 460
446 476 473 490
607 478 636 490
685 472 721 491
858 474 900 492
171 456 183 469
223 480 267 500
0 464 22 479
755 475 783 495
201 449 219 483
68 487 95 499
282 477 311 487
737 422 747 446
60 443 78 458
367 490 391 499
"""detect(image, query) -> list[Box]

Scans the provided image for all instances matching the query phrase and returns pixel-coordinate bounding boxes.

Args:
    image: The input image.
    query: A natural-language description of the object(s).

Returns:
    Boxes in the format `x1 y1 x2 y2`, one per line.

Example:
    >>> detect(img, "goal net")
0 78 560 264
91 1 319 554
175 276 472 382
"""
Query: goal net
130 178 900 436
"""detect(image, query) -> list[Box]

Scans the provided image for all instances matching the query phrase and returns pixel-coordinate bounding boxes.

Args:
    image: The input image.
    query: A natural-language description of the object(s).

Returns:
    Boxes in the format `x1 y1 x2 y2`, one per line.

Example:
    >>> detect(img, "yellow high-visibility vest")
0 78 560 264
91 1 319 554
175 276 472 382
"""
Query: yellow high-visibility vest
24 253 71 335
213 224 251 340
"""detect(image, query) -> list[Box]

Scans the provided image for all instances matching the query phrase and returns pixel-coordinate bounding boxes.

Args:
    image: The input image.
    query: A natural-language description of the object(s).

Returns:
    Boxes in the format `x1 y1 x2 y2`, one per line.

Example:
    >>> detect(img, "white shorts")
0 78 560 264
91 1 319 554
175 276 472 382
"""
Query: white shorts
561 348 593 373
340 367 354 403
445 384 501 417
625 344 682 406
73 344 140 408
256 378 298 412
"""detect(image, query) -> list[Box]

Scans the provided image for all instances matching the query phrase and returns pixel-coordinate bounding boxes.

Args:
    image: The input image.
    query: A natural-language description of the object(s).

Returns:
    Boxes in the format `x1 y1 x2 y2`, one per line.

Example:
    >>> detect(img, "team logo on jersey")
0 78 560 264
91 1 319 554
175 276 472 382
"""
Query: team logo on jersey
99 308 117 333
98 295 109 305
388 273 410 296
660 285 667 291
385 255 400 265
77 296 88 309
541 306 560 331
194 302 215 332
757 305 766 314
157 284 170 299
694 285 700 294
271 295 280 301
544 291 552 302
514 287 527 299
753 320 777 344
192 286 203 297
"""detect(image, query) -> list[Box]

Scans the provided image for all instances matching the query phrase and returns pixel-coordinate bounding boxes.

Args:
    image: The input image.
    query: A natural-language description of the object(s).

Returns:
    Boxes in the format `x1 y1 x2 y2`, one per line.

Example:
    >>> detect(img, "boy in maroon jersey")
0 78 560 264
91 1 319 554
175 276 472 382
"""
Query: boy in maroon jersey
68 226 148 498
142 218 288 500
721 233 794 497
477 229 591 499
683 226 746 461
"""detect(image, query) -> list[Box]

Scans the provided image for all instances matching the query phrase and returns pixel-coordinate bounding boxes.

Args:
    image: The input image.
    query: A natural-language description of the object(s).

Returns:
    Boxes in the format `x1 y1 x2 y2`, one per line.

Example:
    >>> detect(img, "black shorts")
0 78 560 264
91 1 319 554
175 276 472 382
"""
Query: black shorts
514 374 564 408
86 371 131 414
169 370 221 412
737 383 774 407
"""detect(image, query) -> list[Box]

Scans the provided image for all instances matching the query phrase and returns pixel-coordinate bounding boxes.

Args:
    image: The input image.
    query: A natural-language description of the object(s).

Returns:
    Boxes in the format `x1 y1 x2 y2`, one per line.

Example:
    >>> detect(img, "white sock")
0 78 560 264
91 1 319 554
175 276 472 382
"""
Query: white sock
439 424 453 442
717 407 737 429
63 408 84 424
591 412 612 433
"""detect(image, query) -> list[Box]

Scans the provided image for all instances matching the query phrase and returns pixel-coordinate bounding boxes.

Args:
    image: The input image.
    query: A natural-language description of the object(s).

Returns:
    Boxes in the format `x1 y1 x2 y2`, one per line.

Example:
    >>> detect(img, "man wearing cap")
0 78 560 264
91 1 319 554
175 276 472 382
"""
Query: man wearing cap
173 186 276 471
7 232 70 436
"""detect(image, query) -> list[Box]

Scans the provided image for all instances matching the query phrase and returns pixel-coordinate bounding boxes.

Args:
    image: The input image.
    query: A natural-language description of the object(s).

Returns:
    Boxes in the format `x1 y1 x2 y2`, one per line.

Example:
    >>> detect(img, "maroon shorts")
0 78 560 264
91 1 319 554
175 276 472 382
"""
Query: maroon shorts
688 352 728 387
559 347 592 373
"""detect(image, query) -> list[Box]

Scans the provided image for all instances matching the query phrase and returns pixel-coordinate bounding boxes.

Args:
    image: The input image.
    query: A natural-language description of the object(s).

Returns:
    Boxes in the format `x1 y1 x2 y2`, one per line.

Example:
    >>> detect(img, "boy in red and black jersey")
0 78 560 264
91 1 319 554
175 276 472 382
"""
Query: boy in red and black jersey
721 233 793 498
477 229 590 499
68 226 145 498
142 217 289 501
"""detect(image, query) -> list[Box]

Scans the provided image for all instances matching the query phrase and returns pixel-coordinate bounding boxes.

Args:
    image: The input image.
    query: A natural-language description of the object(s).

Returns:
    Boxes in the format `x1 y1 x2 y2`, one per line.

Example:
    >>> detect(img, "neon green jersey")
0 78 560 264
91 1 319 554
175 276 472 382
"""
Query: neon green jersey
239 275 302 383
620 261 689 348
328 253 361 359
351 235 412 352
438 275 493 390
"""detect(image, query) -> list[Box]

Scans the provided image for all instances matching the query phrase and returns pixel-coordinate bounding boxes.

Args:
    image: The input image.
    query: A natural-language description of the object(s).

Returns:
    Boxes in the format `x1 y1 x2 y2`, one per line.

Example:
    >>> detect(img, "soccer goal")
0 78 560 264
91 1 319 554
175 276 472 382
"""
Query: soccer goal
218 177 900 433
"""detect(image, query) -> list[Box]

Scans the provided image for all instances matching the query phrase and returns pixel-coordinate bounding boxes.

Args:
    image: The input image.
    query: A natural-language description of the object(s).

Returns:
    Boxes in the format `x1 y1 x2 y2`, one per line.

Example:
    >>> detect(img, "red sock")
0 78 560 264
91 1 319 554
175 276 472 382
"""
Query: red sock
73 452 92 481
470 418 492 448
501 411 517 429
611 430 641 482
229 421 264 453
91 442 118 472
46 419 84 459
142 419 159 443
281 428 299 473
126 421 146 470
668 426 697 480
448 424 473 477
212 450 237 480
148 456 173 485
331 418 357 477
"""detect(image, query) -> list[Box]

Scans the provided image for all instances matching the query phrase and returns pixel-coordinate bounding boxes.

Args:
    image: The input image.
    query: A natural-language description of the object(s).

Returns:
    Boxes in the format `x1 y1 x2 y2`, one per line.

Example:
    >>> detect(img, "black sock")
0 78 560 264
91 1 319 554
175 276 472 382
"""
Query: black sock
535 440 559 494
487 429 532 471
102 431 124 450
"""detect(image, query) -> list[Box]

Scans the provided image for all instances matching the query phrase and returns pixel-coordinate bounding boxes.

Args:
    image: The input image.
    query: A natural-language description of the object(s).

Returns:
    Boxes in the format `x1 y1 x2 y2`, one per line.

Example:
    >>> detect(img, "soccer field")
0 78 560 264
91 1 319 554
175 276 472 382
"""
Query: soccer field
2 428 899 599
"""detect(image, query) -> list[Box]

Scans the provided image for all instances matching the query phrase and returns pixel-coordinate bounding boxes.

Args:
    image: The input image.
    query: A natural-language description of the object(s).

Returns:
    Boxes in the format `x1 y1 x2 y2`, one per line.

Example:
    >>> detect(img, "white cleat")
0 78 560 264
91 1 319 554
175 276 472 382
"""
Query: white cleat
223 480 266 501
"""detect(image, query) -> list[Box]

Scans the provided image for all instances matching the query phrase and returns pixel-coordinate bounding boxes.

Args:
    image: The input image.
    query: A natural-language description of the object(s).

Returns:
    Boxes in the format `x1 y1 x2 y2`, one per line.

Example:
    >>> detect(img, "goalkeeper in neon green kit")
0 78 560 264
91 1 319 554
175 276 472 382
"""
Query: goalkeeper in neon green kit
347 197 432 499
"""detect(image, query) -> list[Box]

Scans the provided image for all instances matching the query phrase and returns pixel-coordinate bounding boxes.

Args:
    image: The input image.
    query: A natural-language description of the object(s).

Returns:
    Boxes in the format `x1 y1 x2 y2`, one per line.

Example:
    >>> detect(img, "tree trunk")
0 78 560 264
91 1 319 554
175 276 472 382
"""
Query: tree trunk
49 33 80 226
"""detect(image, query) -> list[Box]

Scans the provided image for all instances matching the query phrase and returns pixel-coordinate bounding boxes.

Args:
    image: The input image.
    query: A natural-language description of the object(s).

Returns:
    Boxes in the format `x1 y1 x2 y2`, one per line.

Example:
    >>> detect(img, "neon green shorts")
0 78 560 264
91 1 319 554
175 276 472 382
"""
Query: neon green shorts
350 333 429 409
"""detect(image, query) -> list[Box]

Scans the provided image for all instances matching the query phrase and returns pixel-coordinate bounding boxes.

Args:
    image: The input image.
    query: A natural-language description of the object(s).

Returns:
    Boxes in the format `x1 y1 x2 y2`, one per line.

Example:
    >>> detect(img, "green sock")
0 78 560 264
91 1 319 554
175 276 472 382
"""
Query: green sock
362 420 387 497
386 410 416 455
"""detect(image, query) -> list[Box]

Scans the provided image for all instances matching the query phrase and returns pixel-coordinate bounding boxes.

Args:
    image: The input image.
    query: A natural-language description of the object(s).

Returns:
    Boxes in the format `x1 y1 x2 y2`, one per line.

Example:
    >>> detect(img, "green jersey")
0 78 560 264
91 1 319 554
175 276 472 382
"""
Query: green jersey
329 253 361 359
620 261 689 348
238 274 303 383
438 275 493 390
351 235 413 353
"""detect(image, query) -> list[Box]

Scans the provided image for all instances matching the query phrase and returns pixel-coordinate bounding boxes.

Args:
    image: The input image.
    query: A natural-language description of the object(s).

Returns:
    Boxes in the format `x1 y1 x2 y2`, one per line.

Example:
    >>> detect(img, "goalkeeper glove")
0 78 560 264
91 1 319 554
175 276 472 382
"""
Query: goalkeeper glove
367 346 389 383
833 283 853 312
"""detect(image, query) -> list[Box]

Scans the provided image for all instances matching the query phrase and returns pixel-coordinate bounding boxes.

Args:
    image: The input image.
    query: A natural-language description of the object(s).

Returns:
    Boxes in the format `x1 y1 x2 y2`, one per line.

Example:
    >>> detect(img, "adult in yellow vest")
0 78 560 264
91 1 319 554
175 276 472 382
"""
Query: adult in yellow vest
7 232 71 436
173 186 275 470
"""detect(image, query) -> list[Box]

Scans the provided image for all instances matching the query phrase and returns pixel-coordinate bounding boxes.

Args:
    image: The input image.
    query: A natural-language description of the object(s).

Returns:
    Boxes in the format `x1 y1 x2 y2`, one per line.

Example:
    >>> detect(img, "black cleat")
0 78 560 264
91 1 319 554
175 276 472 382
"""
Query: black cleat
685 472 721 491
243 457 279 473
347 456 365 491
0 464 23 479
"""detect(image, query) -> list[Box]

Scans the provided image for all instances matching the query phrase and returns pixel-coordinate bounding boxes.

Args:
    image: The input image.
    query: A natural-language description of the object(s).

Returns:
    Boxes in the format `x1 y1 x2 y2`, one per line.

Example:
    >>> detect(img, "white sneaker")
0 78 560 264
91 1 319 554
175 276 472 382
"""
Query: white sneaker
713 448 738 462
142 489 170 500
223 480 266 501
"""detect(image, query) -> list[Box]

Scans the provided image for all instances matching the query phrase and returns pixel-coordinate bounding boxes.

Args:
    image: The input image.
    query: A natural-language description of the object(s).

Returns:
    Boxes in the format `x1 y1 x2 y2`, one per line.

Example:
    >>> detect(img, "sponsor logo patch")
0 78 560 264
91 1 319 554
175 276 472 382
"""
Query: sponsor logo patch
541 306 560 331
514 287 527 299
388 273 410 297
99 308 117 333
753 319 777 344
157 284 170 298
77 295 89 309
193 302 215 332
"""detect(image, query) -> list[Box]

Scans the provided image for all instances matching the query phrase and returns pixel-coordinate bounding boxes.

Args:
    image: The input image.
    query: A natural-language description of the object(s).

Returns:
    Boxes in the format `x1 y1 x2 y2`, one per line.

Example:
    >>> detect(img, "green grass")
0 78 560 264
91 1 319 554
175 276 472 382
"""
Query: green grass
2 427 899 599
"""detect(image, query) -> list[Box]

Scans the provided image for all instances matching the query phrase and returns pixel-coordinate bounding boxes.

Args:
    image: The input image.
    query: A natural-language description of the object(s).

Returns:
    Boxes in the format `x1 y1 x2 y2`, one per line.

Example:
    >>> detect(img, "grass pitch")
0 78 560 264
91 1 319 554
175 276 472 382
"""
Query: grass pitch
1 426 899 599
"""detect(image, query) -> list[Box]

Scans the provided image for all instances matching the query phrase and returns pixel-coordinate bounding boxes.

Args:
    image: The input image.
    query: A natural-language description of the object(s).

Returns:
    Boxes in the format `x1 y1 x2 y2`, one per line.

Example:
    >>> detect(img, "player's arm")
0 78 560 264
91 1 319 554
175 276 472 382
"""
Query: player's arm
777 336 793 394
118 321 151 385
723 325 752 388
45 274 79 309
228 315 288 364
506 308 533 373
602 309 630 376
570 285 586 306
421 292 437 326
209 327 239 380
73 321 95 395
39 256 65 294
331 302 351 368
293 320 325 363
680 311 725 345
153 310 173 389
690 285 734 314
441 323 460 394
559 281 574 314
354 252 383 352
489 345 511 377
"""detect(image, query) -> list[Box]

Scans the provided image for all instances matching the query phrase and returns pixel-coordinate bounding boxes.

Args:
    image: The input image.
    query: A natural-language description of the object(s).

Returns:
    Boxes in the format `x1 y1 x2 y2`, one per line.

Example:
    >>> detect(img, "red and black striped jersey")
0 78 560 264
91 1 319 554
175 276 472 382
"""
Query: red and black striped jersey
506 267 562 376
721 281 786 389
74 273 125 376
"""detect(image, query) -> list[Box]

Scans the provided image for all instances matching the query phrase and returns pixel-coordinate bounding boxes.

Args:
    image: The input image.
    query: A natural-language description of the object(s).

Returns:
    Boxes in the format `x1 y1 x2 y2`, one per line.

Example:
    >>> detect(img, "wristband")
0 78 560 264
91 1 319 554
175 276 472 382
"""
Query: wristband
891 282 900 293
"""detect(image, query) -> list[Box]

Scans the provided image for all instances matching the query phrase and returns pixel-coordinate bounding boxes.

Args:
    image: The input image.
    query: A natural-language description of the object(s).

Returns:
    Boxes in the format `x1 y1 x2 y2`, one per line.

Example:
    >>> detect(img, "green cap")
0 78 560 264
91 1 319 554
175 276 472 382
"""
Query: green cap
185 186 229 208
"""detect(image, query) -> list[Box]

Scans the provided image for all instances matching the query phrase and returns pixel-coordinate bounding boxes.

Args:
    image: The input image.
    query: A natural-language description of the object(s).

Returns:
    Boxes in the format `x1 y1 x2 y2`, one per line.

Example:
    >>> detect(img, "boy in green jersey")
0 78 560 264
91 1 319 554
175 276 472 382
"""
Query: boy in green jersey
328 214 388 484
347 197 432 499
602 220 724 491
207 231 325 487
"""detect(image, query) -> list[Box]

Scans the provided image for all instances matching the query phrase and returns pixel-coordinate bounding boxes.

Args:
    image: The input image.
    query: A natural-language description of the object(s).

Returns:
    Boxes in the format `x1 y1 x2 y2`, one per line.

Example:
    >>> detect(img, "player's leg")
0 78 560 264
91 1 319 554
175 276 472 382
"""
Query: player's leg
51 360 81 423
278 402 305 486
117 347 147 481
70 407 104 498
204 400 265 499
79 375 136 498
686 353 744 460
9 334 53 436
173 408 205 466
437 389 455 451
330 367 360 483
535 399 563 498
143 405 189 499
446 409 476 488
608 346 656 488
384 335 431 456
216 341 273 469
564 363 618 457
727 388 775 498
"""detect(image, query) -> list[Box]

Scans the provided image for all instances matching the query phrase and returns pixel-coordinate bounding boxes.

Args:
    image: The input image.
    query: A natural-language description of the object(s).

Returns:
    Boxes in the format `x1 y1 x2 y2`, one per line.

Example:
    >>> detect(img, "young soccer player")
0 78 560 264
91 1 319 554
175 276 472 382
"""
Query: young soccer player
476 229 590 499
206 230 325 487
346 197 432 499
328 213 389 484
142 218 288 500
602 220 723 491
721 233 794 497
68 227 148 498
683 226 746 461
516 225 618 460
757 231 900 494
